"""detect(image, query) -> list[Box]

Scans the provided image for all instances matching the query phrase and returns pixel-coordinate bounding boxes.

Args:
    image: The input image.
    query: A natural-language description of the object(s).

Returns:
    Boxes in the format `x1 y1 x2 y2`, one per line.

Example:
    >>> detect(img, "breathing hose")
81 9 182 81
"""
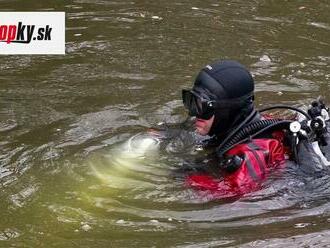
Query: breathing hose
216 119 292 157
216 109 258 153
259 105 311 120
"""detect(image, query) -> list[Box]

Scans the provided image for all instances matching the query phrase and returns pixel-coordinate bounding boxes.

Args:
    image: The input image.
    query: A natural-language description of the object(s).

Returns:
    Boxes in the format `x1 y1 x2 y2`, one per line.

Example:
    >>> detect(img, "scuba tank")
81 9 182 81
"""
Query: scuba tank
275 97 330 173
215 97 330 174
295 97 330 173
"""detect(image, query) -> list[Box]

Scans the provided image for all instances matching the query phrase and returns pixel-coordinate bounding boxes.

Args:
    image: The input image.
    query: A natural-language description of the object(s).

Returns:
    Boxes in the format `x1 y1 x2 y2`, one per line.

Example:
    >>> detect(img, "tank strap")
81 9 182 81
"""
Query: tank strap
247 143 266 176
244 154 260 181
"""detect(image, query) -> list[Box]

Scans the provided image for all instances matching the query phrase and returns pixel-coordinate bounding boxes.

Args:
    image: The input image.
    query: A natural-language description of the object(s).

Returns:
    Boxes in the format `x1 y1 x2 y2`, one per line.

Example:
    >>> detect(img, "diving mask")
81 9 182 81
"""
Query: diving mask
182 89 215 120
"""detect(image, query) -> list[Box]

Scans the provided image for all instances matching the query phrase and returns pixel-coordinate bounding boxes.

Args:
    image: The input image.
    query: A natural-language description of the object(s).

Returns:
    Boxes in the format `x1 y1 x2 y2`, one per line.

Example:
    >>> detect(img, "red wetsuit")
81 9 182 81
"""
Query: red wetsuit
186 134 286 198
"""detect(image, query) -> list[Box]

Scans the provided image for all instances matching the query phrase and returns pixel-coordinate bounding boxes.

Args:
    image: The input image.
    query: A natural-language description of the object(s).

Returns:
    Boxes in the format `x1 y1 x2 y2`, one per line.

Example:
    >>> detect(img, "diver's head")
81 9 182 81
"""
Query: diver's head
182 60 255 137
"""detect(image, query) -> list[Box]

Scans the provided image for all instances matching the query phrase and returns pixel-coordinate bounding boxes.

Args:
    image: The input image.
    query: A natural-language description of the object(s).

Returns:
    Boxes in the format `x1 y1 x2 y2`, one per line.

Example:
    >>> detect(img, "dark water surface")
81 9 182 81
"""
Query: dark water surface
0 0 330 247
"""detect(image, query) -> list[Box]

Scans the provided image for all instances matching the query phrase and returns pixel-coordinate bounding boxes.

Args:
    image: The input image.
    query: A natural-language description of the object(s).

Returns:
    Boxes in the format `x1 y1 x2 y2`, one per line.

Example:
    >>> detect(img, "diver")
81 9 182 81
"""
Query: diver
181 59 330 197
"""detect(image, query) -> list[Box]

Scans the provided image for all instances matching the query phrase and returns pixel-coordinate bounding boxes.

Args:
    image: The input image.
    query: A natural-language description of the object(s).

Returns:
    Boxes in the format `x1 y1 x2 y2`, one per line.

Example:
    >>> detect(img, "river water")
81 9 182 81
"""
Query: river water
0 0 330 247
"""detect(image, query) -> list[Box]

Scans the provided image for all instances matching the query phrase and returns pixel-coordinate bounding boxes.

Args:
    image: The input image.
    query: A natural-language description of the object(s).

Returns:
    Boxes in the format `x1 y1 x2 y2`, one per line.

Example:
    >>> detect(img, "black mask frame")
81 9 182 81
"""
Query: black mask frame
182 89 254 120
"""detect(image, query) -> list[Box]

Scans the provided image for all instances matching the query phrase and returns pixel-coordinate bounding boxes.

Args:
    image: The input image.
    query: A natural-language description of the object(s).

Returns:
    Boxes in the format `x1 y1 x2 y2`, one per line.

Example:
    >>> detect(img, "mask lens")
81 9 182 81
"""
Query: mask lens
182 90 199 116
182 90 214 119
182 90 191 109
195 97 203 114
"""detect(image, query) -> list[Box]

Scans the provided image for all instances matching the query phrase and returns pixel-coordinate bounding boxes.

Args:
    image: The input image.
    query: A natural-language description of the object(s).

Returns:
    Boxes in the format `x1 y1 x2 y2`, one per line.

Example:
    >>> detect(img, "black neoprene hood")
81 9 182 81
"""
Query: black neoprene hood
192 60 255 137
192 60 254 101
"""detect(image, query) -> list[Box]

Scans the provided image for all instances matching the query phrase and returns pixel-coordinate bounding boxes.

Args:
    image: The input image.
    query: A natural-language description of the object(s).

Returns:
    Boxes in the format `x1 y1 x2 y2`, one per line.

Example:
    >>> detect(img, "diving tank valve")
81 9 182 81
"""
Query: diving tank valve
307 100 328 146
290 121 301 140
290 121 301 134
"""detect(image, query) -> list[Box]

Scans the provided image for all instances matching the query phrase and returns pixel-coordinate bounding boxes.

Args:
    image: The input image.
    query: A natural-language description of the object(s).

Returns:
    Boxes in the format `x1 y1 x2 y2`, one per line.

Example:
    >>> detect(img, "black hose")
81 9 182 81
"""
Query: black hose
216 119 292 157
216 105 306 158
259 105 311 120
216 109 258 153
